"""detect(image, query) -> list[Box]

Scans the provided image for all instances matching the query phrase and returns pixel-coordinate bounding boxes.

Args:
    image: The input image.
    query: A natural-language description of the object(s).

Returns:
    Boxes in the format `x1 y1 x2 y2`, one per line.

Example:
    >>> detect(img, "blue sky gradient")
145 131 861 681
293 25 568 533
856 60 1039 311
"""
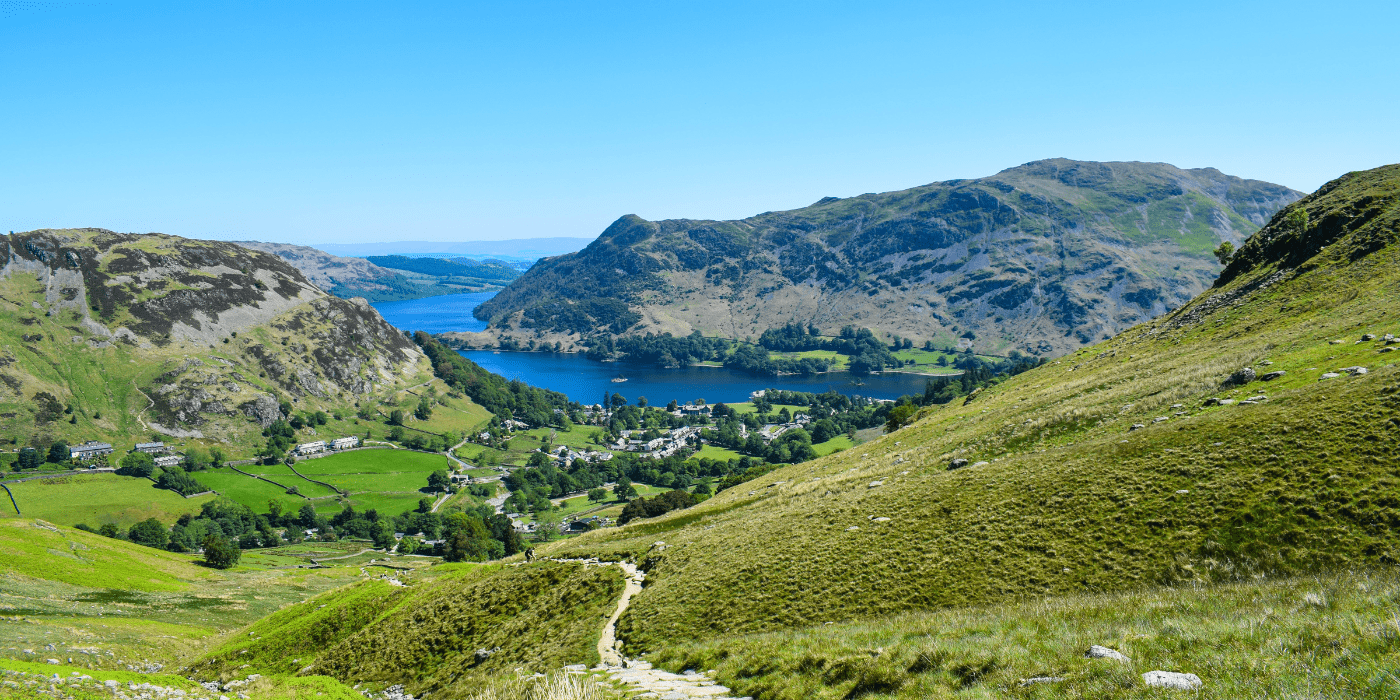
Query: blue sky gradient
2 0 1397 243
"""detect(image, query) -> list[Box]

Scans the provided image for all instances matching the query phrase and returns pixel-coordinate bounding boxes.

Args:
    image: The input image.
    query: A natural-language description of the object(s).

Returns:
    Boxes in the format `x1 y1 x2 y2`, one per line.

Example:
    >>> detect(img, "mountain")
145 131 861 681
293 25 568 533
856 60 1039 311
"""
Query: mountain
232 241 518 302
200 164 1398 697
0 229 430 450
474 159 1302 356
313 237 596 261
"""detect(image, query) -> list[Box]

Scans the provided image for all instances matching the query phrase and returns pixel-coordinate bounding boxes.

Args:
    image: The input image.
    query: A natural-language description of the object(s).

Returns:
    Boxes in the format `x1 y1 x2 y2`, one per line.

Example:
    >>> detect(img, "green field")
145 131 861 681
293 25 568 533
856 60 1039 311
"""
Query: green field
193 468 308 512
811 435 854 456
691 444 743 462
292 450 452 517
0 473 216 528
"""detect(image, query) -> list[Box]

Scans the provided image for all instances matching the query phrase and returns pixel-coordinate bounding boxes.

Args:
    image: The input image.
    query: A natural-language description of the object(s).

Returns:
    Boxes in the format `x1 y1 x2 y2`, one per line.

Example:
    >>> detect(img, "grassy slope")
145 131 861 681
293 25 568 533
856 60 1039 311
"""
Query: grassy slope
1 473 217 527
0 518 208 592
525 165 1400 658
194 561 625 698
655 569 1400 699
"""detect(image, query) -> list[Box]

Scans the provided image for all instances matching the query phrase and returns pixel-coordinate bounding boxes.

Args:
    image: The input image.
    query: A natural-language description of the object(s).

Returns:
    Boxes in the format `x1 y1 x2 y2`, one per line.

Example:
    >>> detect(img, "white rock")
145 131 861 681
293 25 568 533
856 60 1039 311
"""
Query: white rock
868 481 883 488
1176 490 1189 494
1142 670 1202 689
1320 373 1341 380
1086 645 1130 661
846 526 859 531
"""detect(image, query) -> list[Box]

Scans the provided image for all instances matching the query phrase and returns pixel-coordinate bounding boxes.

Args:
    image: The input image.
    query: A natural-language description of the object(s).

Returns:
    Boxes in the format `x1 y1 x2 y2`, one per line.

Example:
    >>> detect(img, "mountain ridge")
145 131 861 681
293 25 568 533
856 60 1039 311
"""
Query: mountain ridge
472 159 1302 356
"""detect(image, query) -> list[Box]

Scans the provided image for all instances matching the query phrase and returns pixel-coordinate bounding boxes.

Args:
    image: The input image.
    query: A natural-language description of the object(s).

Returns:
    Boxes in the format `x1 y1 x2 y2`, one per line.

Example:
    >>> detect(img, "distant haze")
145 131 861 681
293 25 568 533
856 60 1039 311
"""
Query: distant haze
313 238 595 260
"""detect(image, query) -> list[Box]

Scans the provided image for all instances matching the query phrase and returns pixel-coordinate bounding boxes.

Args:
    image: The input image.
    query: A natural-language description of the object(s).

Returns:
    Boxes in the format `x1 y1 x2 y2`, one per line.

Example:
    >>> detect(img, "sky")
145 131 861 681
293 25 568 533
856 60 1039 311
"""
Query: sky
2 0 1398 245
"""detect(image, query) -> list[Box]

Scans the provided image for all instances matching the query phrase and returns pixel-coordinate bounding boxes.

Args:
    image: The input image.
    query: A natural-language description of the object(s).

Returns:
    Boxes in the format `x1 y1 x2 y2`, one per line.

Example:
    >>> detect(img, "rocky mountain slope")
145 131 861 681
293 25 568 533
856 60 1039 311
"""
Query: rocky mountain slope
474 159 1301 355
0 229 430 450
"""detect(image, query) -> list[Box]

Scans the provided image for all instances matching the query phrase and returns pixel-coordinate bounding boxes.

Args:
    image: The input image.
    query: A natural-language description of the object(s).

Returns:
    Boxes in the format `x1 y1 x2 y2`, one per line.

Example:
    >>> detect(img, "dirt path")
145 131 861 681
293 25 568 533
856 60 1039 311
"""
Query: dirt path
596 561 642 666
527 557 742 698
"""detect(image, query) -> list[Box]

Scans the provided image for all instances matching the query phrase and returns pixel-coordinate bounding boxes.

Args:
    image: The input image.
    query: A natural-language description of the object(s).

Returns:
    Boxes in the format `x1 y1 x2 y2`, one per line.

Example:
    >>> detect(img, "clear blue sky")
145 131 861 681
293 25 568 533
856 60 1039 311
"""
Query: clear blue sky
2 1 1397 244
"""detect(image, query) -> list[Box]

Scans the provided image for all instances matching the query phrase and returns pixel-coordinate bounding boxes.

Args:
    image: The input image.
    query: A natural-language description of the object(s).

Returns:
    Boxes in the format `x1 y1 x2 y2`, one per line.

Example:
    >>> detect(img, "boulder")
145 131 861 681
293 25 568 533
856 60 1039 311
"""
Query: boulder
1339 366 1368 375
1203 397 1221 406
1129 424 1146 431
1142 671 1202 690
1085 645 1130 661
1228 367 1256 385
1320 372 1341 380
949 458 969 470
1261 370 1286 381
971 461 990 467
1382 347 1397 353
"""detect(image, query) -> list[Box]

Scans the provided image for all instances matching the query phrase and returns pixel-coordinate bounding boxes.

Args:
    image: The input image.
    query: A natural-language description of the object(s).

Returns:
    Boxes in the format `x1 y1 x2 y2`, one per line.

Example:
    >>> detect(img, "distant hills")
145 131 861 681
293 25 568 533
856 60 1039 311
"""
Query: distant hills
233 241 522 302
312 237 596 261
474 159 1302 356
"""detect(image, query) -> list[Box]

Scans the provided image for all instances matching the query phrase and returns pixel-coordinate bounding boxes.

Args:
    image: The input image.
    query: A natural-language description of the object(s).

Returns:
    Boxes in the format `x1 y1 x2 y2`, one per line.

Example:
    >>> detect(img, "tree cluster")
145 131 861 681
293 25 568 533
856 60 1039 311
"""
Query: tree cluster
618 489 698 525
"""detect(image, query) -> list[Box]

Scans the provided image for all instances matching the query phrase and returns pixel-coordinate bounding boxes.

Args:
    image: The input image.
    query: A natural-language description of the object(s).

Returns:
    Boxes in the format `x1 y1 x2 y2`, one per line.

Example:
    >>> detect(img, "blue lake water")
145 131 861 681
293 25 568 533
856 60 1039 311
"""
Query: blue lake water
373 292 933 405
371 292 495 335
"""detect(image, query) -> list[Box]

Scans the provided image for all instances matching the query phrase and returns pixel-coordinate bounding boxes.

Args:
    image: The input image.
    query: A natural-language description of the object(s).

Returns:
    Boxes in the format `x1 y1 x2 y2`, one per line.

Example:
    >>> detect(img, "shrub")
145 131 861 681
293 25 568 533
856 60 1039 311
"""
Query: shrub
202 534 241 569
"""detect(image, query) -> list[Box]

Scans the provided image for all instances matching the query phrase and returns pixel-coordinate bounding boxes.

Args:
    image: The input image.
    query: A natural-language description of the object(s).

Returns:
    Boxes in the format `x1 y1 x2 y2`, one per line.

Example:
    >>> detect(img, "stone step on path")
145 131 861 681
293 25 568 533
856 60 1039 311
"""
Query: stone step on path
595 660 748 700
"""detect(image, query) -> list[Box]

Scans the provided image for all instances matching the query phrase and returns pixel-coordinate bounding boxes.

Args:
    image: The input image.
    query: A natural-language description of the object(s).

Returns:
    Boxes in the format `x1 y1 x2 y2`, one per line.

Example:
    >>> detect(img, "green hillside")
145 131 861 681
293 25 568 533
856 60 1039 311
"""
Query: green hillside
0 228 433 457
193 561 623 694
514 164 1400 651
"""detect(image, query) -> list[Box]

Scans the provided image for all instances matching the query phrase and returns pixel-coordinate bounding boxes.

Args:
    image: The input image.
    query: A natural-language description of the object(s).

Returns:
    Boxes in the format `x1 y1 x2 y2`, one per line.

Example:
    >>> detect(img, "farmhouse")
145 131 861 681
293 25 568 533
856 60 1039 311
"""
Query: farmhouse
134 441 170 454
331 436 359 450
154 455 183 468
69 441 113 461
295 440 327 455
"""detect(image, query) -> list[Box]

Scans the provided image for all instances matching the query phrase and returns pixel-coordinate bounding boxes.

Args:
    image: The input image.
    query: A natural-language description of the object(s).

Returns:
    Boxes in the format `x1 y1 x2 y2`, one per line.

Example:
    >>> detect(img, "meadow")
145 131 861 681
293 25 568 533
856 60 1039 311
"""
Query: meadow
0 473 216 528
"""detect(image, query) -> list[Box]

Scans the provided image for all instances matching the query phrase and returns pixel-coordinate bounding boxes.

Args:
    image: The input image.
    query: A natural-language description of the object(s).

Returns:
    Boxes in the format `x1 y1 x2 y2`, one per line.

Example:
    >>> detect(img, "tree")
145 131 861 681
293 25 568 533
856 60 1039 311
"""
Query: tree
47 441 69 464
613 477 637 501
637 396 648 408
202 534 241 569
209 446 225 467
298 503 318 528
16 448 41 471
127 518 168 549
389 409 405 426
426 469 451 493
587 487 607 504
885 403 919 433
98 523 124 539
1213 240 1235 265
371 520 397 550
532 507 562 543
116 452 155 478
415 396 433 421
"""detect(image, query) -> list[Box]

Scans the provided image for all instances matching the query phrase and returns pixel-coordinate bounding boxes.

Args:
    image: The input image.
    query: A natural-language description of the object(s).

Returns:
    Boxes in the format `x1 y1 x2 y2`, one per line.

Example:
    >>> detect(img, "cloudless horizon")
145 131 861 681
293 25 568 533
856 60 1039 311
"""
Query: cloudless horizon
3 0 1398 245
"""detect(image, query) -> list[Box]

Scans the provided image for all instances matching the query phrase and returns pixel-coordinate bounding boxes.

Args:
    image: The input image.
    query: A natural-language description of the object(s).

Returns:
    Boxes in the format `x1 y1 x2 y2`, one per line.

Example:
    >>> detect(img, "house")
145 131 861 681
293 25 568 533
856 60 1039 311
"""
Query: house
154 455 183 468
295 440 326 456
331 436 359 451
134 442 170 454
69 441 113 461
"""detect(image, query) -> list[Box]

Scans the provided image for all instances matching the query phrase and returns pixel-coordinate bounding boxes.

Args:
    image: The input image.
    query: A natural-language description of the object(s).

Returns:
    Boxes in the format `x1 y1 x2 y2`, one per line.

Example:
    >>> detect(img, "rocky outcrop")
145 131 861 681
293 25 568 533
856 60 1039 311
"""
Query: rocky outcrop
0 228 426 440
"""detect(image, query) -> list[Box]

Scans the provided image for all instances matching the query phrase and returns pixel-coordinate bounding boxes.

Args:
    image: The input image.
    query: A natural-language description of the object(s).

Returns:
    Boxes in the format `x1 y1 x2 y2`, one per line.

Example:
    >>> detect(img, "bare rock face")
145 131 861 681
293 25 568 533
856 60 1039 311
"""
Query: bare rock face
241 394 285 428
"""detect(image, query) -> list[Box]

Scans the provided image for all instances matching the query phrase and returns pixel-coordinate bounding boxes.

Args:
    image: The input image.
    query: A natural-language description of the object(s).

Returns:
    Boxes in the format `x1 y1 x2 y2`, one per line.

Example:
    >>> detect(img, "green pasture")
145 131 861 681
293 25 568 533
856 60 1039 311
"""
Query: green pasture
0 473 216 528
811 435 854 456
193 469 306 511
691 444 743 462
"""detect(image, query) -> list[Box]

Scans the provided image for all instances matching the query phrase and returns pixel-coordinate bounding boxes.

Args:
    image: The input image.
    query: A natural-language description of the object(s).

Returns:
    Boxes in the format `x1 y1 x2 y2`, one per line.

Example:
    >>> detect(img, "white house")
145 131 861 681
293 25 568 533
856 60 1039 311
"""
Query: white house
154 455 183 468
295 440 327 456
69 441 113 461
134 441 170 454
331 436 359 451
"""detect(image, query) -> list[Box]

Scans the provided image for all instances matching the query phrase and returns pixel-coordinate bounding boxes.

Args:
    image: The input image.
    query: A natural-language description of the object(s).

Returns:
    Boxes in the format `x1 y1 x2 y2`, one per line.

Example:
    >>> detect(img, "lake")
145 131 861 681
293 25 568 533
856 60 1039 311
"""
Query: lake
373 292 934 405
